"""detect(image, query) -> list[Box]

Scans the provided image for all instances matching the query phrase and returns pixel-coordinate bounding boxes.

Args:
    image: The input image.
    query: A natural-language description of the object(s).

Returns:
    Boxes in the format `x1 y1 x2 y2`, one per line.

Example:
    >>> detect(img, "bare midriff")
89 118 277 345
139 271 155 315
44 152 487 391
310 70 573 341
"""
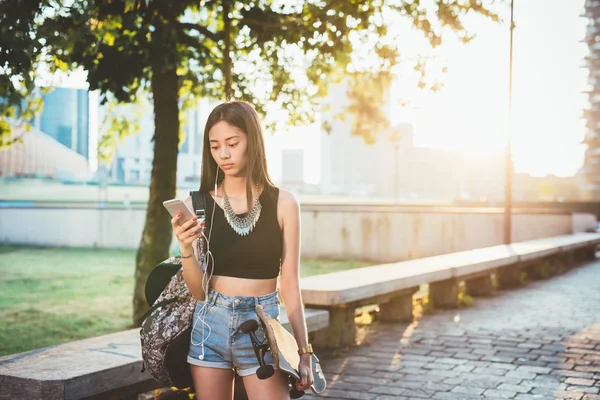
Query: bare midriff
210 275 278 297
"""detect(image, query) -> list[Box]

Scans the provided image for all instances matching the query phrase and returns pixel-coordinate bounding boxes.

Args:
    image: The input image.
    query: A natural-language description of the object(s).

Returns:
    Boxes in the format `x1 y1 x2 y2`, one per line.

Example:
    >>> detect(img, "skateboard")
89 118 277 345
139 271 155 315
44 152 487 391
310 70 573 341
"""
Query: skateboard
240 305 327 398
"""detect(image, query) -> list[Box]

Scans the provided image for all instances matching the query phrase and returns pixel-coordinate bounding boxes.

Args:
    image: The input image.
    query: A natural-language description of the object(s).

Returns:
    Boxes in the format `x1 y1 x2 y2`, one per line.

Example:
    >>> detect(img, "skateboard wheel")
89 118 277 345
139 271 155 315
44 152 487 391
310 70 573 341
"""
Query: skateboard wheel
240 319 259 333
256 364 275 380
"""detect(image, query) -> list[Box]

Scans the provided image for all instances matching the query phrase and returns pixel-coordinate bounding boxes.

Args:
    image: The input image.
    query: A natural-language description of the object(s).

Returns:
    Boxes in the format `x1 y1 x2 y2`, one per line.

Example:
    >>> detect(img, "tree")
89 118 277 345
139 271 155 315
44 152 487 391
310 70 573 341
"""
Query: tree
0 0 51 147
0 0 499 325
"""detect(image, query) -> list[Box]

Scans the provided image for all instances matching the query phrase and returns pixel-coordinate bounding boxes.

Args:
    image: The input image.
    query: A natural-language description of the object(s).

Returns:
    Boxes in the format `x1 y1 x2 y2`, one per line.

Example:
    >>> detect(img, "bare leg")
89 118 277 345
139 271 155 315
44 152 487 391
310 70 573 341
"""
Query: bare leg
242 369 290 400
191 365 235 400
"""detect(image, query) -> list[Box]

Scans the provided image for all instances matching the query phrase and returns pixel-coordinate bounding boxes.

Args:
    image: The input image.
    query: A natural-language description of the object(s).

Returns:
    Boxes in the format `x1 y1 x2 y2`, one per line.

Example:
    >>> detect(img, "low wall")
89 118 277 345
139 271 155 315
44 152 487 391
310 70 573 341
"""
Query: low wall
0 205 595 262
301 205 595 262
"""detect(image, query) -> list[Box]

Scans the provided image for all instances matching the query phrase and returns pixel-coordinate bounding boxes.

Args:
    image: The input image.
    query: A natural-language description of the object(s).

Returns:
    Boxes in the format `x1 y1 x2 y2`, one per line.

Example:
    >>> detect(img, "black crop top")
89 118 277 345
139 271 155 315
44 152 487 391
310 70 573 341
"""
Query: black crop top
203 186 282 279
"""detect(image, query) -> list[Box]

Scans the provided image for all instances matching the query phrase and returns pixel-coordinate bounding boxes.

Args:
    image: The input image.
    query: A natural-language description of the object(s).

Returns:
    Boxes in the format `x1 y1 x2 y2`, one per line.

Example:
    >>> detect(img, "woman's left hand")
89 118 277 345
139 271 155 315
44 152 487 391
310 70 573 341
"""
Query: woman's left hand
296 353 314 391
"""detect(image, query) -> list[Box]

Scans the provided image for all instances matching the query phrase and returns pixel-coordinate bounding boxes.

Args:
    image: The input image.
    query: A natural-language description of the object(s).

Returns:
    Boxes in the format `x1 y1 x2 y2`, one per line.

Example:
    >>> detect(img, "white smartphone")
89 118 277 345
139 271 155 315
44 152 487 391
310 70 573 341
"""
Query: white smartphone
163 198 195 223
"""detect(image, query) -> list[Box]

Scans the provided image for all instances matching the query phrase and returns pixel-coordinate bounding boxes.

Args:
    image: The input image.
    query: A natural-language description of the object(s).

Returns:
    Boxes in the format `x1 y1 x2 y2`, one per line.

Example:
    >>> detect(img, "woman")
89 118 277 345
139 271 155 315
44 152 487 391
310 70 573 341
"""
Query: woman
170 101 314 399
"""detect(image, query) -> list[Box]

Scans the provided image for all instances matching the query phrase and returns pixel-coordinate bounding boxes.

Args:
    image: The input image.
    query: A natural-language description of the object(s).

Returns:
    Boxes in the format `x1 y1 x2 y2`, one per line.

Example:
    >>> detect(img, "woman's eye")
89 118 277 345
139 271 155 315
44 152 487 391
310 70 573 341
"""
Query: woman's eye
229 143 238 148
211 147 218 151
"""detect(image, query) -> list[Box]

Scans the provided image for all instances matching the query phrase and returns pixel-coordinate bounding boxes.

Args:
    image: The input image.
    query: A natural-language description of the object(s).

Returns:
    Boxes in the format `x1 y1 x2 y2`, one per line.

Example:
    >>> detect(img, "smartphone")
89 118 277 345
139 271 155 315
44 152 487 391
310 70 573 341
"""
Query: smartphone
163 198 195 223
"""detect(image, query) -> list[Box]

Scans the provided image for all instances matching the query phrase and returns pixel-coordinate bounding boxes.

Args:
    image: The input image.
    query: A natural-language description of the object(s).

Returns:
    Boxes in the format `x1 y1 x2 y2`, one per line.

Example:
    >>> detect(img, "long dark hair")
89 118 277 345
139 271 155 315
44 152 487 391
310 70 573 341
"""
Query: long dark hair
199 101 275 211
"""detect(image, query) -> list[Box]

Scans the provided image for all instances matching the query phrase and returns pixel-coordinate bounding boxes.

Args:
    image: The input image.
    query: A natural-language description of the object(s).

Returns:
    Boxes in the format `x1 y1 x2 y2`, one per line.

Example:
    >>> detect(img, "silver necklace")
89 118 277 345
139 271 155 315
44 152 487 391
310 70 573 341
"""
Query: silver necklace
221 181 262 236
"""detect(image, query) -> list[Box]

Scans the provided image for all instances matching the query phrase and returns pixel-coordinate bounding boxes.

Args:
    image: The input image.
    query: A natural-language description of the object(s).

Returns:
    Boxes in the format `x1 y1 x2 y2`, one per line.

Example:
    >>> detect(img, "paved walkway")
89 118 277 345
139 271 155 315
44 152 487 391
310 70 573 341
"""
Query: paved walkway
304 259 600 400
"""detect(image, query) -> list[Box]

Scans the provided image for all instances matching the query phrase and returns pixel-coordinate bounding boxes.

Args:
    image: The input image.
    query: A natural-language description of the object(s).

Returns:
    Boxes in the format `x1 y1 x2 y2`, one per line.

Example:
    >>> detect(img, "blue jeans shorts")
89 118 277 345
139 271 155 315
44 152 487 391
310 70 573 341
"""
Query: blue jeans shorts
187 288 281 377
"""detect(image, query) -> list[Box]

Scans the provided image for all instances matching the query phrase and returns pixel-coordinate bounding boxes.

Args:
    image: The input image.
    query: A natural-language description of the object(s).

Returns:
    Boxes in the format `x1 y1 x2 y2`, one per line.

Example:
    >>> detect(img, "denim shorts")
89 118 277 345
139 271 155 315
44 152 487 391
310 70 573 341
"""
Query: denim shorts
187 288 281 377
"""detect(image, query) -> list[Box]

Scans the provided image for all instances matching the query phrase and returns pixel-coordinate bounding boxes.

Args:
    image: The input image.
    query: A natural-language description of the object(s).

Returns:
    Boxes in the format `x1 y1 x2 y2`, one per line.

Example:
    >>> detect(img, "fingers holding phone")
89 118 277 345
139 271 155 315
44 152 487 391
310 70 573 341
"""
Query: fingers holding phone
163 198 205 248
173 213 204 246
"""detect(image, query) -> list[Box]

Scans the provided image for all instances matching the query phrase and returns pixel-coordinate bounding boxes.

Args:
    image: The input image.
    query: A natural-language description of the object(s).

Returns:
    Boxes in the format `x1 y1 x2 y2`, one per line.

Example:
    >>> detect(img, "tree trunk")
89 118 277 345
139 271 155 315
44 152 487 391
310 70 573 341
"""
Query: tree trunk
132 66 180 326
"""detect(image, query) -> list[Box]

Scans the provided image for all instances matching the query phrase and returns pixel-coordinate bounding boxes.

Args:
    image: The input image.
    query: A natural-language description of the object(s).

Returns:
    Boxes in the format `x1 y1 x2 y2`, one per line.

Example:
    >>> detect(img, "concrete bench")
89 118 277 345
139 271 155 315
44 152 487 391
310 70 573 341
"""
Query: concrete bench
300 233 600 349
0 307 329 400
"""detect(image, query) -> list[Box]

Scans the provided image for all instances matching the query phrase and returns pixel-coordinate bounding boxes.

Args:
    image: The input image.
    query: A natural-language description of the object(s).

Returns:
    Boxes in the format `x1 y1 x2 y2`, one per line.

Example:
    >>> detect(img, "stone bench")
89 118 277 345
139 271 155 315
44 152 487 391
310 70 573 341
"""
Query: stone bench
0 307 329 400
300 232 600 349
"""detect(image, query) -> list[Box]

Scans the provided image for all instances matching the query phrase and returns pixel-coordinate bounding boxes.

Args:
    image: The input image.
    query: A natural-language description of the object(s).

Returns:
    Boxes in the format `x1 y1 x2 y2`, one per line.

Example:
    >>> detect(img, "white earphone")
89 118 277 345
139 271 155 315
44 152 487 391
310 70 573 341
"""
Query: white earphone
191 166 219 358
215 166 218 194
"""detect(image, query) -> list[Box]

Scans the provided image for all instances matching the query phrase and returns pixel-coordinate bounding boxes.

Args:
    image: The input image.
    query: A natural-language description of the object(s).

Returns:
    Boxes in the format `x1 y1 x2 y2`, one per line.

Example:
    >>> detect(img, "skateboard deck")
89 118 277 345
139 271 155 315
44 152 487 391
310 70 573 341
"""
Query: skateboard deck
255 304 327 394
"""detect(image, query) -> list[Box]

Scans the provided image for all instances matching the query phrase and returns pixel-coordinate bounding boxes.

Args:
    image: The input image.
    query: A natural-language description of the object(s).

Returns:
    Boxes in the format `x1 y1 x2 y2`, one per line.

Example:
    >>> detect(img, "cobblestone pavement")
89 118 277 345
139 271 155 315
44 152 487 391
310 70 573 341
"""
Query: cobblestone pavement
303 259 600 400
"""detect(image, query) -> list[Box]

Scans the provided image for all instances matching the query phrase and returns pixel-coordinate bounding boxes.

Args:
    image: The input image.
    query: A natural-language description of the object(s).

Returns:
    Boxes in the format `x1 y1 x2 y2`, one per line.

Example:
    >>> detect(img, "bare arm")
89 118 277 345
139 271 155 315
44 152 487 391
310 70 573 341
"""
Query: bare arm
278 190 310 353
278 189 314 390
170 210 206 301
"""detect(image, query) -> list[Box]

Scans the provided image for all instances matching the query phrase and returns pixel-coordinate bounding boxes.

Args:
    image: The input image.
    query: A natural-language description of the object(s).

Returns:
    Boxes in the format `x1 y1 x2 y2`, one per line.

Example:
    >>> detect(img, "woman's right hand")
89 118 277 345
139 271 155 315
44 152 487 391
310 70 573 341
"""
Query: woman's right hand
171 213 204 254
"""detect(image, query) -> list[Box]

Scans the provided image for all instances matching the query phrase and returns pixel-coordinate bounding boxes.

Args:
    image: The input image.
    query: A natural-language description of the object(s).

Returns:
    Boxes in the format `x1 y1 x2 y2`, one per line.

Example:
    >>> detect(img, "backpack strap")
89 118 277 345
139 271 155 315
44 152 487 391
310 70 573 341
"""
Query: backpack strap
189 190 210 271
189 190 206 216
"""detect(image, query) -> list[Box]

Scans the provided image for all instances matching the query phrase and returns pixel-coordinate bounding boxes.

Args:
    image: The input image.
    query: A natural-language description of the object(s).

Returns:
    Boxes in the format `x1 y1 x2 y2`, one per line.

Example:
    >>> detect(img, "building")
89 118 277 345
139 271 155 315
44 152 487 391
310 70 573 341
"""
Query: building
280 148 304 191
390 133 507 202
320 104 585 202
0 124 91 180
5 85 221 185
320 81 395 197
319 81 509 201
1 87 93 180
512 172 585 202
102 97 219 187
30 87 91 160
583 0 600 199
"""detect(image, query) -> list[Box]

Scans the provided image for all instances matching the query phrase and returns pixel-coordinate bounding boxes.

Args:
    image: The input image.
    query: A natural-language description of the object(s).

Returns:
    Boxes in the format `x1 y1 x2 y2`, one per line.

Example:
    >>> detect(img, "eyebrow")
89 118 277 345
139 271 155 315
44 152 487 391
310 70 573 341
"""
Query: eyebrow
209 135 240 143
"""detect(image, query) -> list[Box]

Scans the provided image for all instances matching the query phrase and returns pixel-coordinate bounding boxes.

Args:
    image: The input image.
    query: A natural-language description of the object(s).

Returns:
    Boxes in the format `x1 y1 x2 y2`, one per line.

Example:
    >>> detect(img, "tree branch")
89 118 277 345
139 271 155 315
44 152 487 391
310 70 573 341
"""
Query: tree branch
235 17 303 30
179 22 219 42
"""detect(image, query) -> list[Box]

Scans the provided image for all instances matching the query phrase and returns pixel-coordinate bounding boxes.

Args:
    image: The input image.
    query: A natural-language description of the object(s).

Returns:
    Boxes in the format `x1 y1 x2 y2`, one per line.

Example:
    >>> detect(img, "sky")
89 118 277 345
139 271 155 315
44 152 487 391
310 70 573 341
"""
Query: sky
388 0 589 178
53 0 590 181
268 0 590 182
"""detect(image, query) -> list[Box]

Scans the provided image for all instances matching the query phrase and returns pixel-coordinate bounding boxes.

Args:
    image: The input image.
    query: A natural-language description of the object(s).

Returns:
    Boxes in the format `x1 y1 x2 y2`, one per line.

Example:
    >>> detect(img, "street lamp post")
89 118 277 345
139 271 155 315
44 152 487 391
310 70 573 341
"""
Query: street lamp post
394 143 399 204
504 0 515 245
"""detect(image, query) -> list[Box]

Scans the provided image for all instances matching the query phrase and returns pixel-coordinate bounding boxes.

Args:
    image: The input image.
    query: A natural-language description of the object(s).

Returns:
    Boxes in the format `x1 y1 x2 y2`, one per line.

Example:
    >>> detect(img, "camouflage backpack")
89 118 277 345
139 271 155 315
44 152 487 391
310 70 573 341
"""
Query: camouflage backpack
139 191 206 388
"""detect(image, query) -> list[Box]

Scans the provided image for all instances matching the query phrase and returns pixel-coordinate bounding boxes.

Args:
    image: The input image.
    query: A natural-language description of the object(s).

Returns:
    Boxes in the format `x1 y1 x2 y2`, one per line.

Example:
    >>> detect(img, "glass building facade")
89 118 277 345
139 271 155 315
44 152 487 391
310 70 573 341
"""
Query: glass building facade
35 87 90 159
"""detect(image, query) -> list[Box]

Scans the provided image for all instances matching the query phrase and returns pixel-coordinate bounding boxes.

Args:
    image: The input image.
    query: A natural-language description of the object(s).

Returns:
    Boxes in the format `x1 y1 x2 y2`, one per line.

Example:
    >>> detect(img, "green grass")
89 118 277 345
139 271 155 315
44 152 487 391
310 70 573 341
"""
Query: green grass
299 258 372 278
0 245 370 356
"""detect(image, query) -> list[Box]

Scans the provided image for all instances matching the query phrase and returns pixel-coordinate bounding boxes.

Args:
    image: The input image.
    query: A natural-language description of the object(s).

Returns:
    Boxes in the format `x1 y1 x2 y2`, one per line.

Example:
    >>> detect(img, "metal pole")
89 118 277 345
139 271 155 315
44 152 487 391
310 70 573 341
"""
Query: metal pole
394 144 399 204
504 0 515 245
